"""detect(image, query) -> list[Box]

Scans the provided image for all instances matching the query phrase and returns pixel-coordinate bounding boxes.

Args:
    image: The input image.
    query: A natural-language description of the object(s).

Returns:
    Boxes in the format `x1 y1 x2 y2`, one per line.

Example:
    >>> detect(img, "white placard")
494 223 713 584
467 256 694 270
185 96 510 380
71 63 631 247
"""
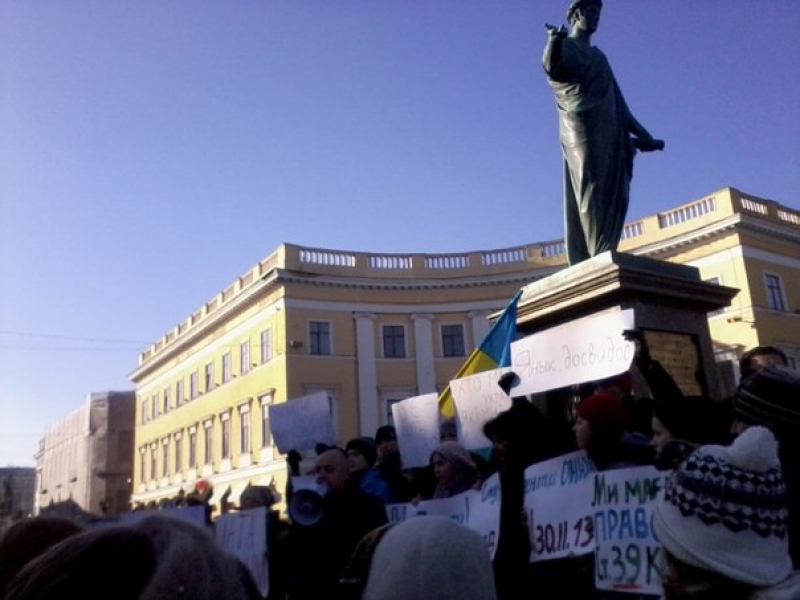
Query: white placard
592 466 668 596
215 507 269 597
391 393 440 468
511 309 636 396
385 472 502 559
269 391 336 453
524 451 597 562
451 367 513 451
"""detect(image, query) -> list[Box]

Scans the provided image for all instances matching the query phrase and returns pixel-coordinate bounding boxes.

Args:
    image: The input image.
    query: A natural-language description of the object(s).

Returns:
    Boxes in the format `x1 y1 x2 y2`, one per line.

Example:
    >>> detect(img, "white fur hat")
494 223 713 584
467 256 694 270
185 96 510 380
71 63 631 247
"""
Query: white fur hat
361 516 497 600
653 426 792 587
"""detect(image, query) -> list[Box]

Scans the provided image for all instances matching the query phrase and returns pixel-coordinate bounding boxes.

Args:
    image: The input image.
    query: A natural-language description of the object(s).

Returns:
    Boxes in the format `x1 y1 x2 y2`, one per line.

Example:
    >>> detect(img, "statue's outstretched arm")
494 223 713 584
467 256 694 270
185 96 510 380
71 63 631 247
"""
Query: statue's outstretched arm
542 24 567 78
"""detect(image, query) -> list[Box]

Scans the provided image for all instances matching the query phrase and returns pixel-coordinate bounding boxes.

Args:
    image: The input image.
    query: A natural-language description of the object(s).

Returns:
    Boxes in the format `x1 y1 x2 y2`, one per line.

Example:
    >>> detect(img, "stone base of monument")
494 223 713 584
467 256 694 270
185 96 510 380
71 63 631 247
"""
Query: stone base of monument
515 251 738 401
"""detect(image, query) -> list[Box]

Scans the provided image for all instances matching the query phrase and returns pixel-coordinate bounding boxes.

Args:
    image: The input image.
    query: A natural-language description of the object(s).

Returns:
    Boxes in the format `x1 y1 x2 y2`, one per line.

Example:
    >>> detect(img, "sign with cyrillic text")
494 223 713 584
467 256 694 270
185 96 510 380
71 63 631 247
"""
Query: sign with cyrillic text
385 472 502 559
592 466 668 596
215 507 269 597
523 450 597 562
511 309 635 396
451 367 513 451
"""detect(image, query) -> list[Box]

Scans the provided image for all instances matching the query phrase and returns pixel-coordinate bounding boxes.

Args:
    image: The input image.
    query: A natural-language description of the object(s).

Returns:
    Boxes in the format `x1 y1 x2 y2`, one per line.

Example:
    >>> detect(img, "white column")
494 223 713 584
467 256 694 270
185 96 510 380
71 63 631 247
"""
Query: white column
354 313 379 437
412 313 436 394
468 309 491 349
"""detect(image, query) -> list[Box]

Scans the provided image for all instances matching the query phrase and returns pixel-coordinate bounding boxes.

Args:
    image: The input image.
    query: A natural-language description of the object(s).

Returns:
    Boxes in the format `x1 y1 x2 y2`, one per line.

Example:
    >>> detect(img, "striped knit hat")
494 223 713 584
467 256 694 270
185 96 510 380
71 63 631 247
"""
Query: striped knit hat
735 365 800 435
653 426 791 587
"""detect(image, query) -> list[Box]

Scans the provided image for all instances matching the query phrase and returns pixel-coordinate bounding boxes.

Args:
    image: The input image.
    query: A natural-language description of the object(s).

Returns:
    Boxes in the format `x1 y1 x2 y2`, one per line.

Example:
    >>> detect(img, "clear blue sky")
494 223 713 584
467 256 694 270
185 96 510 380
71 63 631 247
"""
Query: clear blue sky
2 1 798 466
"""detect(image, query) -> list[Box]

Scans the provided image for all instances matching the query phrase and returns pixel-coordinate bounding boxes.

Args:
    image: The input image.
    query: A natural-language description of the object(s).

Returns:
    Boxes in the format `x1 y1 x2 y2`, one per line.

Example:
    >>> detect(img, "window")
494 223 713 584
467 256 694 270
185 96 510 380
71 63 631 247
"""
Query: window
220 413 231 459
765 274 787 311
162 388 170 413
260 394 273 448
190 371 199 400
204 362 214 392
174 433 183 473
220 352 230 384
239 407 251 454
188 429 197 469
441 324 466 357
161 440 169 477
260 328 273 363
151 394 159 419
141 400 149 424
382 325 406 358
240 340 251 374
150 446 157 481
139 447 146 482
203 421 213 465
176 380 184 406
309 321 331 355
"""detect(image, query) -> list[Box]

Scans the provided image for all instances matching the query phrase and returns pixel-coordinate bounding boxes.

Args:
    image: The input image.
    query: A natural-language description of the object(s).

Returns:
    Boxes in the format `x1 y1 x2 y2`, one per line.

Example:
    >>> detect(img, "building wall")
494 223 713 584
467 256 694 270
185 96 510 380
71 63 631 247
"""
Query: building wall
129 186 800 509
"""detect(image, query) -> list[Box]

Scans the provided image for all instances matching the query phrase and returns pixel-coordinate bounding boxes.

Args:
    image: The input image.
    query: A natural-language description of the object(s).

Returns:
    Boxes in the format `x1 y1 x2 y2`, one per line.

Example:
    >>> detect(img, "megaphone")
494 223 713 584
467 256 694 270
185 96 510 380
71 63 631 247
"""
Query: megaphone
288 476 328 526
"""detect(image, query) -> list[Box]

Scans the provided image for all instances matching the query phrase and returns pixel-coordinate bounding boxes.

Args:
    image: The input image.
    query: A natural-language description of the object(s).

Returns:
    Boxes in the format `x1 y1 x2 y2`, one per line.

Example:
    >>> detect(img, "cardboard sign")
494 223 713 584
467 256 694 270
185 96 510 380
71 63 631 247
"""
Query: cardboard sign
215 507 269 597
511 309 636 396
269 391 336 453
523 451 597 562
592 466 668 596
385 472 502 559
391 393 440 468
451 367 513 451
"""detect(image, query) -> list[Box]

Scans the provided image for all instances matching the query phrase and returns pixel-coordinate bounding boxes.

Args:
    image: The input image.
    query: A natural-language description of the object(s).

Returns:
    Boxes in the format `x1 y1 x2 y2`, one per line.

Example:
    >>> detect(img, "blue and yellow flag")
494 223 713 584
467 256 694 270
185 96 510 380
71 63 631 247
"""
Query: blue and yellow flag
438 289 523 417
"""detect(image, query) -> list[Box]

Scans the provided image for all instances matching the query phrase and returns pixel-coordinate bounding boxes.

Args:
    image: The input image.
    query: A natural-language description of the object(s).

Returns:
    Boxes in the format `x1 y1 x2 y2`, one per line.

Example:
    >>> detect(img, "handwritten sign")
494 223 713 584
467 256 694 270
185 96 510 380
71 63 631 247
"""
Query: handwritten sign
451 368 513 451
592 466 668 596
511 310 635 397
269 391 336 453
391 393 440 468
215 507 269 597
385 473 502 559
523 450 597 562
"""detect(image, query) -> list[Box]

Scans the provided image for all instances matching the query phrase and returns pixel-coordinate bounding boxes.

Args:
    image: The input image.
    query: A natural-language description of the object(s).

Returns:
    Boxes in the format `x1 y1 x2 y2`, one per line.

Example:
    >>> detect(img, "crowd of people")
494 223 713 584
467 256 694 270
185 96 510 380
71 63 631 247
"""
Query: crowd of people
1 343 799 599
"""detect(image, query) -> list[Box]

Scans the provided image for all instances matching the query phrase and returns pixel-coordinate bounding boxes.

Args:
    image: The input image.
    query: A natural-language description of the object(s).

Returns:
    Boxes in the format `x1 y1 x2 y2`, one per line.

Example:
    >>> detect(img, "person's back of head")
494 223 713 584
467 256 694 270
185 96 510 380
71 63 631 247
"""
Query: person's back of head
739 346 788 380
734 364 800 437
357 516 497 600
5 514 262 600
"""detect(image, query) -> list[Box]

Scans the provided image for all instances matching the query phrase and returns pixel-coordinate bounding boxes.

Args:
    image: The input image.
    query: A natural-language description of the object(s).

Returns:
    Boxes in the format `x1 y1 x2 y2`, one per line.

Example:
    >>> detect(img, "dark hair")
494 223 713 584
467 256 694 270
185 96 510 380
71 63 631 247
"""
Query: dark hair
567 0 602 23
739 346 787 379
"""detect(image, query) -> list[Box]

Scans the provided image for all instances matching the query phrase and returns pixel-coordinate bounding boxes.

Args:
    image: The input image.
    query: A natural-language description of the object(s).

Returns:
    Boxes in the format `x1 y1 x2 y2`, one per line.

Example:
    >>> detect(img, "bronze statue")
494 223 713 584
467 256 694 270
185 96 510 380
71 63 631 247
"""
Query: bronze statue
543 0 664 265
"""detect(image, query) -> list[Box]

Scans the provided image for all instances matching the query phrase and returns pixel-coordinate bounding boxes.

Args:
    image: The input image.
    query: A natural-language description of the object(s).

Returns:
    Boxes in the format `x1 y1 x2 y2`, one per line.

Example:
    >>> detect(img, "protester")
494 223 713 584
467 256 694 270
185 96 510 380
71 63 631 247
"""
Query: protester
286 447 388 599
732 364 800 567
573 392 634 471
428 441 481 499
739 346 788 380
346 436 394 503
4 514 263 599
374 425 416 502
341 516 497 600
0 516 85 596
654 426 800 599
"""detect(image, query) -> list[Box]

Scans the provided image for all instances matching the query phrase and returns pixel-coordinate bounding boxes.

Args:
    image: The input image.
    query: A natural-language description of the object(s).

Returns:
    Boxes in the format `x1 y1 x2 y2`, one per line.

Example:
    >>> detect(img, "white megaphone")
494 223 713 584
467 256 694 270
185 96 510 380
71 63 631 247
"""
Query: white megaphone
288 476 328 526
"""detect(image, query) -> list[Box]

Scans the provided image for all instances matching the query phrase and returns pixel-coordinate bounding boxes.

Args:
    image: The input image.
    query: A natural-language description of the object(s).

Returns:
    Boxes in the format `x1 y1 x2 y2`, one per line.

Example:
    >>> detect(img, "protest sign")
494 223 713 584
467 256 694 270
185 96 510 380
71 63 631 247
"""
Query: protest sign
523 450 597 562
451 367 513 451
269 391 336 453
511 309 636 397
391 393 440 468
215 507 269 597
592 466 668 596
385 472 502 559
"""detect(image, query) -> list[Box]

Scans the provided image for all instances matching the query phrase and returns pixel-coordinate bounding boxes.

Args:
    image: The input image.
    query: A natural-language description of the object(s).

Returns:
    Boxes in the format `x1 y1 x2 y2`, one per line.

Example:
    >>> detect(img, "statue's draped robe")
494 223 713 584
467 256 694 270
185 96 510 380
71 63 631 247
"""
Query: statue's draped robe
546 39 635 265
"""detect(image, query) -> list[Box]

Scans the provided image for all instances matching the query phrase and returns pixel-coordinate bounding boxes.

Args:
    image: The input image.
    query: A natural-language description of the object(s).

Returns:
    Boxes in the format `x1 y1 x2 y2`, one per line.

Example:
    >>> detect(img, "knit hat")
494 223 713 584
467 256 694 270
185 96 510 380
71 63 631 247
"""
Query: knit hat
653 426 791 587
577 393 629 442
735 365 800 435
346 437 378 467
5 515 263 599
360 516 497 600
430 441 475 472
374 425 397 444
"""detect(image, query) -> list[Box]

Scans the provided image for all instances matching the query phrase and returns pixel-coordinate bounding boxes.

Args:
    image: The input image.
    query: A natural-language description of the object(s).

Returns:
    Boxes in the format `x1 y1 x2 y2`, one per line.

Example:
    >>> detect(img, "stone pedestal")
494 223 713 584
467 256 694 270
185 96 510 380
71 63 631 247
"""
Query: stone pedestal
515 252 739 401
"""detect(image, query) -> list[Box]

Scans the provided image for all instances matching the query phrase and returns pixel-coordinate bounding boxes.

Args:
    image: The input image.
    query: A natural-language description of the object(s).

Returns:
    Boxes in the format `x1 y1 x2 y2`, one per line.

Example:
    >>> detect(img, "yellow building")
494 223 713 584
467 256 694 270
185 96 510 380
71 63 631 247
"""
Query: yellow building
130 186 800 509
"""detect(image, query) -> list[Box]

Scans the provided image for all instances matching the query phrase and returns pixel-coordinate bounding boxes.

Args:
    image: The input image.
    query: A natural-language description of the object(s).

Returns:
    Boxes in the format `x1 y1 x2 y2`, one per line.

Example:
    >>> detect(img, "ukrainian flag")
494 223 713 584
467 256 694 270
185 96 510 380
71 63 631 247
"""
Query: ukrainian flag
438 289 523 417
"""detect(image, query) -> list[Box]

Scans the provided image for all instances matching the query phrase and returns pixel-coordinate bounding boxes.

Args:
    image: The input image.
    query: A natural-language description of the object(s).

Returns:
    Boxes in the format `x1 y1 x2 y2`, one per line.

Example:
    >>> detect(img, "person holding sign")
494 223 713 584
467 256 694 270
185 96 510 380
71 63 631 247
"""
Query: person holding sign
428 441 482 499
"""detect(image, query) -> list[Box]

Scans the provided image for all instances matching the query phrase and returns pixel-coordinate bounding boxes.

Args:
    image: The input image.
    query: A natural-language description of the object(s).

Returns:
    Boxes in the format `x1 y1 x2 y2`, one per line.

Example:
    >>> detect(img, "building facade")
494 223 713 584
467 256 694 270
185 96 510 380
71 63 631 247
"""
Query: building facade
0 467 36 530
130 186 800 509
34 391 136 517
